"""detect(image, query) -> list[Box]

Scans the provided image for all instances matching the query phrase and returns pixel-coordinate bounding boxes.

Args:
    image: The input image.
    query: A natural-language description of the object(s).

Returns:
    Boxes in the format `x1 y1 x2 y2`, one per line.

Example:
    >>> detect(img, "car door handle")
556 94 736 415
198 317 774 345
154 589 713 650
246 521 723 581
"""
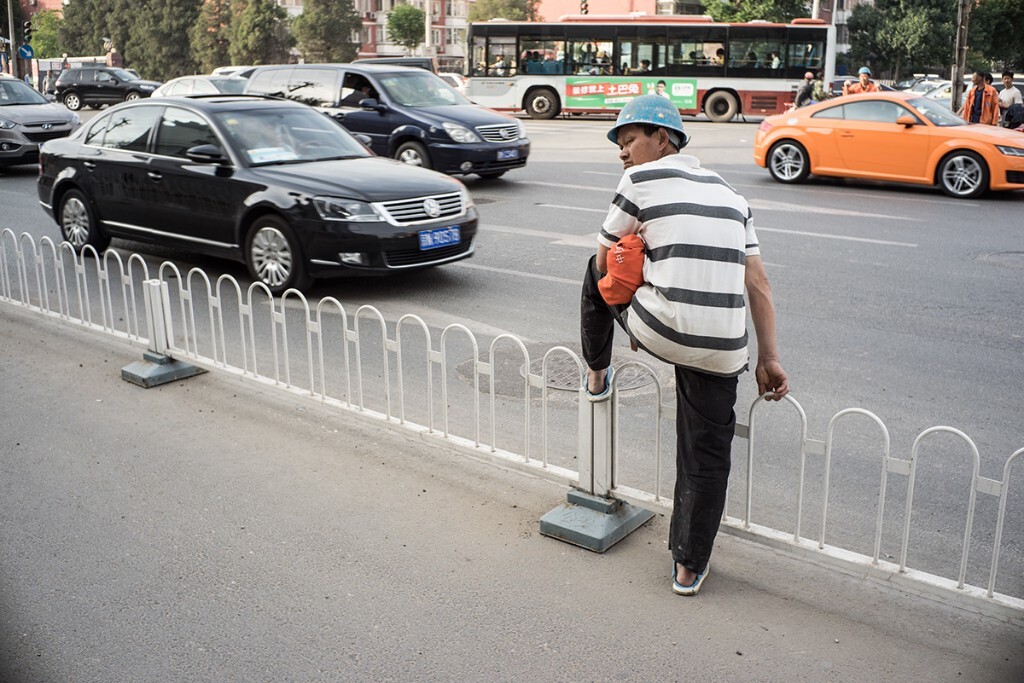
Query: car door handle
147 171 162 181
83 161 96 170
840 131 855 138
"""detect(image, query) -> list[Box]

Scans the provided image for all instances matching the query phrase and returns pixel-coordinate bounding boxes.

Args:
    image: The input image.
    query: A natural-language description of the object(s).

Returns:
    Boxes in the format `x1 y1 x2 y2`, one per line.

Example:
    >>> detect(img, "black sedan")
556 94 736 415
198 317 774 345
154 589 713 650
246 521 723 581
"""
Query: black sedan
37 96 478 294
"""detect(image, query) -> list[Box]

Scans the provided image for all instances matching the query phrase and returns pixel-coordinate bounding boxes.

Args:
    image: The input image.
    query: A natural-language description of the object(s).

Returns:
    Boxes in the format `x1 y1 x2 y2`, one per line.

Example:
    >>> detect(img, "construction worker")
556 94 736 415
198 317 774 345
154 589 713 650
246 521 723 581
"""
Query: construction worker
842 66 880 96
961 72 1000 125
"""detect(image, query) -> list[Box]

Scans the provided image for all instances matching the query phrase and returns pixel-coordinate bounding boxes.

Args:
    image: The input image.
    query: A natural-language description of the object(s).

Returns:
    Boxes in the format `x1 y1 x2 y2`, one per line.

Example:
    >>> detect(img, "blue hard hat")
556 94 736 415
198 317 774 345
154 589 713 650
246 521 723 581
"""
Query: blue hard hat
607 94 689 147
858 66 872 75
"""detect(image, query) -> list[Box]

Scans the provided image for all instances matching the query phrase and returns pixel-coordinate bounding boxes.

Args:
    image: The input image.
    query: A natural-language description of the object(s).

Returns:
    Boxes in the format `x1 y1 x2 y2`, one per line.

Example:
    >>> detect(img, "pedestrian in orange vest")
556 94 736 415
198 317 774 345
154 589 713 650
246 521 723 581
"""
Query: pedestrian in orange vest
962 72 1000 125
842 66 880 96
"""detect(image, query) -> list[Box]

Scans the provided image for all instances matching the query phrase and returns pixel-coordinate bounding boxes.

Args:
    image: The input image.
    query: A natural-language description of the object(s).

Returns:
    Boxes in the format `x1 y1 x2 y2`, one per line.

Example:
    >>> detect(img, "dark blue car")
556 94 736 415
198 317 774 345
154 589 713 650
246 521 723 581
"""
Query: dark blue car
245 64 530 179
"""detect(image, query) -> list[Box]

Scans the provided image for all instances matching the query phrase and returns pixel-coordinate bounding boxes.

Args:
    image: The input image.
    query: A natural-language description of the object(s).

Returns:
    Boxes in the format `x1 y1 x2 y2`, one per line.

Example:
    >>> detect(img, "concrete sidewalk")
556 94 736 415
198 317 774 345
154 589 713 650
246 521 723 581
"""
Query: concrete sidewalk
2 305 1021 682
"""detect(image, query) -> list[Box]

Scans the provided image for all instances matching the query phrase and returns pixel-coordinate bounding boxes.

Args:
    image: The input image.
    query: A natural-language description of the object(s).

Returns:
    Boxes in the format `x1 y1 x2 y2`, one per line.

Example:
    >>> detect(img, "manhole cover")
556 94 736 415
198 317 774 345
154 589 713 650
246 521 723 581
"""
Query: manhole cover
980 251 1024 269
521 356 655 392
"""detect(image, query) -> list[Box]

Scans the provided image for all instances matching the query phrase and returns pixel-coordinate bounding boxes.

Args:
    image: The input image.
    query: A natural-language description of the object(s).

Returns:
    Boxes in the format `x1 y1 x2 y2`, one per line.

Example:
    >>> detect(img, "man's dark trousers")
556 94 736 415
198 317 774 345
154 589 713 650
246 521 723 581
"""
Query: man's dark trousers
580 255 738 574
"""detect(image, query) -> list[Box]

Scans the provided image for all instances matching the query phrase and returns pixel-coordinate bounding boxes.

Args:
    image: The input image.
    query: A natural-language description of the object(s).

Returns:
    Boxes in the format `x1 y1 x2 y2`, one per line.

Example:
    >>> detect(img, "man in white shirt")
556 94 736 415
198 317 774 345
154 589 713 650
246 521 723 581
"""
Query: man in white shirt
579 95 789 596
998 71 1022 125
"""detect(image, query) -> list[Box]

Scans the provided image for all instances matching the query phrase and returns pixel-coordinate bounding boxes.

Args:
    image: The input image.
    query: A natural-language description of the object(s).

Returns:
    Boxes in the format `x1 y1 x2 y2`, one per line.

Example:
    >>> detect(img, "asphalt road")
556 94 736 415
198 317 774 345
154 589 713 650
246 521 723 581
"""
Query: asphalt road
1 113 1022 598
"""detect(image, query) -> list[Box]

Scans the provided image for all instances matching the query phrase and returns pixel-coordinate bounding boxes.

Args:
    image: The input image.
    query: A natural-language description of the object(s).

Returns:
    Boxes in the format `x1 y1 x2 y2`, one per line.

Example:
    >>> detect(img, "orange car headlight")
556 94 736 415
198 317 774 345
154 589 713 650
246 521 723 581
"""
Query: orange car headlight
996 145 1024 157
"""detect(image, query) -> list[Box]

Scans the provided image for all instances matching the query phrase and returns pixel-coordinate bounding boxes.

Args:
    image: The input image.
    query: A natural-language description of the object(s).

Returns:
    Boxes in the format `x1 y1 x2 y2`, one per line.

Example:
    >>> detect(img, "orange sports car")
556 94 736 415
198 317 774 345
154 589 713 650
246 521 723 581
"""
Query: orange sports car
753 92 1024 199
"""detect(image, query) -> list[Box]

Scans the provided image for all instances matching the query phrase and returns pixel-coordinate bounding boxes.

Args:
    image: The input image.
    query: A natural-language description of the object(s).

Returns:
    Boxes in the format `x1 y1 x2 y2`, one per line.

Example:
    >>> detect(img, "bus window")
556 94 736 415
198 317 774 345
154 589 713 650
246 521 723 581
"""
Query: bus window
471 36 487 76
568 40 614 76
667 28 726 75
520 40 565 75
788 42 824 69
619 38 667 75
728 28 785 76
786 28 825 78
486 36 517 76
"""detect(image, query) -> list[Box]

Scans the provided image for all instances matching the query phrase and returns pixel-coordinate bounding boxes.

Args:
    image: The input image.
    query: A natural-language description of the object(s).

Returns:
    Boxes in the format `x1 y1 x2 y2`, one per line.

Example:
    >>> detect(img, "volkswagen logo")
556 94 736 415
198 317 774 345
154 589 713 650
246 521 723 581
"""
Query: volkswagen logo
41 123 54 130
423 198 441 218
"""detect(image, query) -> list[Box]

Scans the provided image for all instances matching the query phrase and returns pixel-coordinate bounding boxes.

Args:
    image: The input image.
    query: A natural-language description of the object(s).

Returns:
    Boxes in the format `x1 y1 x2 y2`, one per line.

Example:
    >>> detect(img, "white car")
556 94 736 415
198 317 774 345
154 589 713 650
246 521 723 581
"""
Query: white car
152 75 248 98
437 72 467 94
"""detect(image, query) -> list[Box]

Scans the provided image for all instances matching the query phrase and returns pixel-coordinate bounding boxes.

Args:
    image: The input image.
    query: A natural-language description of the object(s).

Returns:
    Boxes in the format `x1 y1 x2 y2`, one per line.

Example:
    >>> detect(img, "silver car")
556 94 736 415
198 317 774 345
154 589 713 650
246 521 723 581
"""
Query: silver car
0 78 81 167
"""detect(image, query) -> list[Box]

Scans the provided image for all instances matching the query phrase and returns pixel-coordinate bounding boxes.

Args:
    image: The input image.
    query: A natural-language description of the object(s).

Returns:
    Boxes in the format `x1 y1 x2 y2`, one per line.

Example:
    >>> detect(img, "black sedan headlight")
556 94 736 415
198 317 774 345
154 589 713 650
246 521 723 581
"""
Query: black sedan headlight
313 196 381 222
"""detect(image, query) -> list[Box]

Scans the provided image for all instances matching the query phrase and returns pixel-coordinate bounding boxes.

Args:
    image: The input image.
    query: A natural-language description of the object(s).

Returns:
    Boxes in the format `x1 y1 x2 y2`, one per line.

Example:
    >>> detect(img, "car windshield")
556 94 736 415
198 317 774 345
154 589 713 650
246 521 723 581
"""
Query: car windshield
214 107 372 166
214 79 247 94
908 97 965 126
109 68 139 81
0 79 49 106
376 71 470 107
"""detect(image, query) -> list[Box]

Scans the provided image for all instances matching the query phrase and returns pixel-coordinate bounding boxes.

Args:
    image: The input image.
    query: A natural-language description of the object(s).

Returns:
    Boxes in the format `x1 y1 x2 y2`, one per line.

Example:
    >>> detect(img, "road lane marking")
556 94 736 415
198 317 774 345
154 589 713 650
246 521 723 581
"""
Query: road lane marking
484 223 598 247
757 226 917 247
749 198 920 221
451 261 581 285
516 179 615 192
484 216 916 249
523 171 980 208
535 203 608 213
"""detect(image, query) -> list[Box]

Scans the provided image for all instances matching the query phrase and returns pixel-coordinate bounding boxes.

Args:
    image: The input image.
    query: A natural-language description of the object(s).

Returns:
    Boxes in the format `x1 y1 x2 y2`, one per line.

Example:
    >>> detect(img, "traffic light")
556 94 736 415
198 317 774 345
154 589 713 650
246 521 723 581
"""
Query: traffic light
580 1 588 15
23 21 32 44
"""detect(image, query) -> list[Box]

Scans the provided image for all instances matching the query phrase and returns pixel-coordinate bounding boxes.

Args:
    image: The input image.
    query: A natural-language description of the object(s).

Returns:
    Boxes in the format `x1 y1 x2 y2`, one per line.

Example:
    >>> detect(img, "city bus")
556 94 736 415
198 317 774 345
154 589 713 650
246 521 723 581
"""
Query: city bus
465 14 835 122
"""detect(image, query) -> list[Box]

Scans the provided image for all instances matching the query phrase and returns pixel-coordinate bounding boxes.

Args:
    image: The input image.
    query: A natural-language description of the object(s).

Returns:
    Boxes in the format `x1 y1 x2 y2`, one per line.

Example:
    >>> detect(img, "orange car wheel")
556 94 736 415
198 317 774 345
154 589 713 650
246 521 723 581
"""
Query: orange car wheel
767 140 809 184
937 150 988 199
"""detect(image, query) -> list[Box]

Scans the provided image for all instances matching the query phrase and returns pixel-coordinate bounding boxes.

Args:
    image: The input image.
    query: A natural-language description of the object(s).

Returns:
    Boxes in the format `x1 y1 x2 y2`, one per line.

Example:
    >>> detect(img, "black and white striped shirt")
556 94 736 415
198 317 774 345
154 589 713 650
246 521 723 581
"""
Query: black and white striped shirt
598 153 760 376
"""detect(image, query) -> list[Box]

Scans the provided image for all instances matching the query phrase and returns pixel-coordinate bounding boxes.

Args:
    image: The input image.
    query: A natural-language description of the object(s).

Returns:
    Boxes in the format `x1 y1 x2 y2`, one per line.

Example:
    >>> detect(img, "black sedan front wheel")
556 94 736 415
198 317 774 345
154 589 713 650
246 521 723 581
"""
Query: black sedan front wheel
59 189 109 252
245 215 312 295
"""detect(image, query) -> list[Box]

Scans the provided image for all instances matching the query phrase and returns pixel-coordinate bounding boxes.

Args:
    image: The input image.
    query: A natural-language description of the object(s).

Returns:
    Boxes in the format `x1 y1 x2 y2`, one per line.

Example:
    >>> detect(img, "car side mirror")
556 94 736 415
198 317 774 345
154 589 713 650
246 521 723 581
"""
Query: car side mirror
359 98 387 112
354 133 372 146
896 115 917 127
185 144 228 164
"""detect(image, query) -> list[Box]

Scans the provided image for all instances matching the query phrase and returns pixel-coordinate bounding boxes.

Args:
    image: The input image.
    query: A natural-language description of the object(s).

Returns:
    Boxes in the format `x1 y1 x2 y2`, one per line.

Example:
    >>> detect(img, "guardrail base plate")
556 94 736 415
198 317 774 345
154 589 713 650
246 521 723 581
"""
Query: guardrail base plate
121 354 206 388
540 490 655 553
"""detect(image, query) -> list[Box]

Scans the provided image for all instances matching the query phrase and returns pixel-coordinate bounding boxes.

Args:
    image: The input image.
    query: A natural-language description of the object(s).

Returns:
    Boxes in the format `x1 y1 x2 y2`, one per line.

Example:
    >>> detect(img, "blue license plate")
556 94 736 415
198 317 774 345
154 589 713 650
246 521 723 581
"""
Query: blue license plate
497 149 519 160
419 226 461 250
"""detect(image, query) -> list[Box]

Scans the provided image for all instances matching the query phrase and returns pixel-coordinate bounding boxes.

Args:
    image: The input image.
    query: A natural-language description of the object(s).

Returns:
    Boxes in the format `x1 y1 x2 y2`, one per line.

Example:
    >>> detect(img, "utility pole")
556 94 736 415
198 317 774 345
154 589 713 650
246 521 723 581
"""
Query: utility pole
423 0 431 57
6 0 16 79
951 0 972 112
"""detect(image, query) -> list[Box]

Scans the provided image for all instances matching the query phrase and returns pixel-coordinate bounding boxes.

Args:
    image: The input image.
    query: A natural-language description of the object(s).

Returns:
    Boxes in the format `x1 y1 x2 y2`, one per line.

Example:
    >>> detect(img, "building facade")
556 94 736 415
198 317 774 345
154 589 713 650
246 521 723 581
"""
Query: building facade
275 0 471 72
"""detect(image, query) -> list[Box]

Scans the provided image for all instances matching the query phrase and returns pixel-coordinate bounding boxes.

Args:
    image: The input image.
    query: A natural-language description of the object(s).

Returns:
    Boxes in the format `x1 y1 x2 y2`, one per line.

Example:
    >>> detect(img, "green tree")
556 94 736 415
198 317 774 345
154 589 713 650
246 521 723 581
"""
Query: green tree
293 0 361 63
229 0 292 66
969 0 1024 70
190 0 233 73
57 0 105 57
130 0 202 81
387 4 425 55
467 0 538 22
27 9 63 60
704 0 810 23
847 0 952 80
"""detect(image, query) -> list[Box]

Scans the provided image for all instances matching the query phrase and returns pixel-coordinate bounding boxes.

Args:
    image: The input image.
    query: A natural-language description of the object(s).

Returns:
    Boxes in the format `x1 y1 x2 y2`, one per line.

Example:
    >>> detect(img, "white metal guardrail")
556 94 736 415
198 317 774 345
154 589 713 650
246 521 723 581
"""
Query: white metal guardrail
2 228 1022 621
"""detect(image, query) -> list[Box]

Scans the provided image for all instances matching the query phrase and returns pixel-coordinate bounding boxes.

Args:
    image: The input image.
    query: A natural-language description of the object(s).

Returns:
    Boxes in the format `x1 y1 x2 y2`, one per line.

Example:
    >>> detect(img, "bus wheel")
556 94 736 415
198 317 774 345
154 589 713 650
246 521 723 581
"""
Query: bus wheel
704 91 739 123
525 88 560 119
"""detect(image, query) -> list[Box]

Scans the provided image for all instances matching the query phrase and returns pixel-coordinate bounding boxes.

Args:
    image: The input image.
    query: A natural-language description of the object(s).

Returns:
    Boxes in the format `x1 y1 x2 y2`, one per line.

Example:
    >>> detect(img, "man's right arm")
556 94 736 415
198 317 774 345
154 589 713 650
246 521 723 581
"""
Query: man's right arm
745 255 789 401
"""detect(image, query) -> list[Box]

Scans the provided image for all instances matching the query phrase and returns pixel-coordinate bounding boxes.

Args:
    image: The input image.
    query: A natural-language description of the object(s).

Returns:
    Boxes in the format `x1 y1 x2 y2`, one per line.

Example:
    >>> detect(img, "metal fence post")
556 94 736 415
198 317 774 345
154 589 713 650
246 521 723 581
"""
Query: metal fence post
121 279 205 388
539 380 654 552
